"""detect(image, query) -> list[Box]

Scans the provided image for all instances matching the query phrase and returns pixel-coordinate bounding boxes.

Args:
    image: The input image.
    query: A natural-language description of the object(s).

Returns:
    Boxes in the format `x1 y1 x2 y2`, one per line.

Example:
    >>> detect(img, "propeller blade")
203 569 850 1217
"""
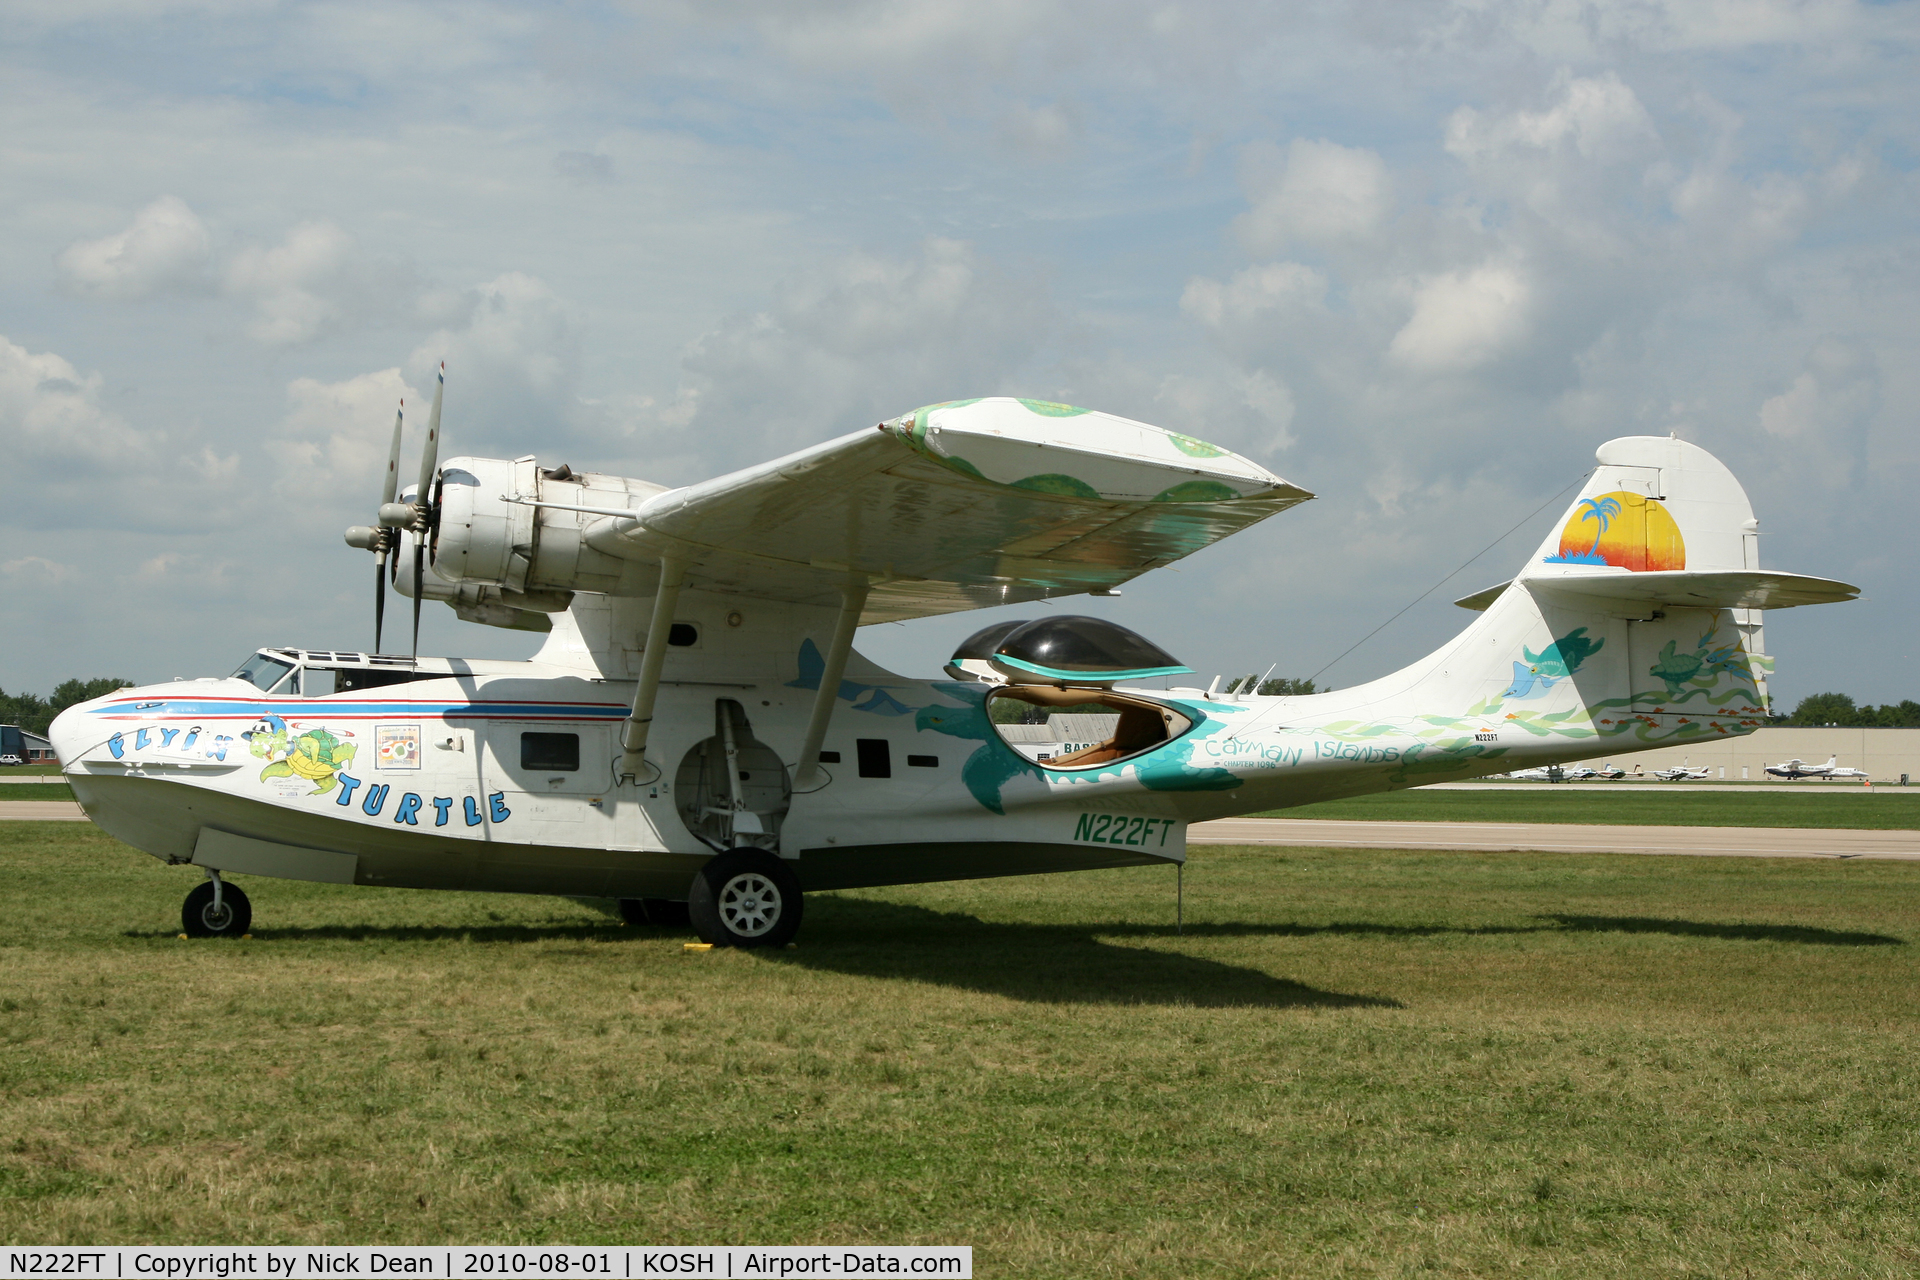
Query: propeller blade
411 538 425 664
381 400 404 508
415 364 443 501
374 554 388 654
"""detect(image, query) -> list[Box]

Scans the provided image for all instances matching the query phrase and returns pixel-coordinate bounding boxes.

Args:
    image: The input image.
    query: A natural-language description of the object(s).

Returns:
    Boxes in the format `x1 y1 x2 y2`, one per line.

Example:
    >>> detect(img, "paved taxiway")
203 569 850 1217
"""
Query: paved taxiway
1190 818 1920 861
2 801 87 820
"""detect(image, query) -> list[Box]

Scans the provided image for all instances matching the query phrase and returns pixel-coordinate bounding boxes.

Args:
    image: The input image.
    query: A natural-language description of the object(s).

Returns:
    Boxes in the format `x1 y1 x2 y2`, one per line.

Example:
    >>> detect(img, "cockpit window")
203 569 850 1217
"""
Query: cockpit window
987 686 1192 770
233 653 295 692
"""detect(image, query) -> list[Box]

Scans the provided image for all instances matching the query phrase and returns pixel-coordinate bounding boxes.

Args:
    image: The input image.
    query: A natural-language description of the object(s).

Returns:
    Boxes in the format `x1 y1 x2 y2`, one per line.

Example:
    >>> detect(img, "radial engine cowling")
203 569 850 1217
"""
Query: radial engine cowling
433 456 538 592
431 455 670 602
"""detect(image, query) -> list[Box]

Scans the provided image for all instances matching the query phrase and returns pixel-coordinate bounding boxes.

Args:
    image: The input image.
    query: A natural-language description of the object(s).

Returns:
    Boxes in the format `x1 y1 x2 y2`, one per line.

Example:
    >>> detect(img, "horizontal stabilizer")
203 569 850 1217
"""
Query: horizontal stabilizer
1524 569 1858 611
1453 580 1512 611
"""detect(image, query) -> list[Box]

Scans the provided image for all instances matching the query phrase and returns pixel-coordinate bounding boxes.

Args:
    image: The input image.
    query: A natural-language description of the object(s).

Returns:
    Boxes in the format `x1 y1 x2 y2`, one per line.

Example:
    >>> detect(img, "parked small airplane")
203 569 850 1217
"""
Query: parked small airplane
51 380 1860 946
1766 756 1870 780
1651 765 1714 782
1566 759 1628 782
1508 766 1566 782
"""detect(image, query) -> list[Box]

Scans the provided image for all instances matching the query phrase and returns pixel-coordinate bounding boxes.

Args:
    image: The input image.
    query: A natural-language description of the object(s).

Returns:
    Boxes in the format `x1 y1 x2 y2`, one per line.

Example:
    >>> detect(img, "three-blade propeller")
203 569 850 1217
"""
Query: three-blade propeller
344 362 445 663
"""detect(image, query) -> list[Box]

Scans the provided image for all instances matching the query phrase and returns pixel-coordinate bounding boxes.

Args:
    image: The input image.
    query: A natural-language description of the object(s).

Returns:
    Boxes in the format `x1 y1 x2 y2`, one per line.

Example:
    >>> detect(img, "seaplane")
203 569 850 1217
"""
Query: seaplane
50 378 1861 946
1766 756 1870 780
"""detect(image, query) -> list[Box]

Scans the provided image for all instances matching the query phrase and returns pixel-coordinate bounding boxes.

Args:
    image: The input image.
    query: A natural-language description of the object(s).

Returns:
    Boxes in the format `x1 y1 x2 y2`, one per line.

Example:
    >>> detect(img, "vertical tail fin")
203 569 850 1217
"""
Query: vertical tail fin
1296 437 1856 775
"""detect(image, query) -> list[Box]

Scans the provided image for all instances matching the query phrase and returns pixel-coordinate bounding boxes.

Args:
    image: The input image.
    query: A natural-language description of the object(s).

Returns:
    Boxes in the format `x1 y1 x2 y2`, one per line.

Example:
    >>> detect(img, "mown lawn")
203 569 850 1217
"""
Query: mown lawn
3 821 1918 1276
0 784 83 801
1261 787 1920 829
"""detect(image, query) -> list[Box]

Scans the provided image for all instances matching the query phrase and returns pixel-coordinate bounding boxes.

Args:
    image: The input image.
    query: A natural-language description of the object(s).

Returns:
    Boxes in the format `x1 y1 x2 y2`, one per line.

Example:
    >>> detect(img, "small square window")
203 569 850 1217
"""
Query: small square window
856 739 891 778
521 732 579 771
907 754 938 768
817 750 841 763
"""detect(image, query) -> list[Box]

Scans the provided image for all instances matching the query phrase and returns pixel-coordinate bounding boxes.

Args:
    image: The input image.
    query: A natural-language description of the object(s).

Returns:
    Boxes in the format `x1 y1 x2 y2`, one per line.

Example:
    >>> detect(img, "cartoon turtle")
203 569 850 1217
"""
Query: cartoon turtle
256 725 356 795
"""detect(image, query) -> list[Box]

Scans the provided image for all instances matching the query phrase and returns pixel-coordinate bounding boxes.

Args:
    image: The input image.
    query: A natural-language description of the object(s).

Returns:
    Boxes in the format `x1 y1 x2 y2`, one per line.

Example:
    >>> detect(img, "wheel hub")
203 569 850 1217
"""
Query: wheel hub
718 872 781 937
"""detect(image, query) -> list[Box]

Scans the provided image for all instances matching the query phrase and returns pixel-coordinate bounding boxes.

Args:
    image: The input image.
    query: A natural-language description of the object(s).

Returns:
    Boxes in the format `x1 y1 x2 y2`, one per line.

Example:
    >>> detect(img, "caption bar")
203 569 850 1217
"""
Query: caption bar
3 1250 969 1280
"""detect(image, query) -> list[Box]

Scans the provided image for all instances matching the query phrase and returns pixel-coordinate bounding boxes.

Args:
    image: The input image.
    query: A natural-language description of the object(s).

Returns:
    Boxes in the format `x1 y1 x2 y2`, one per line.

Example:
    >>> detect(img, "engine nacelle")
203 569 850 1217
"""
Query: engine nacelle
434 456 538 591
432 455 670 600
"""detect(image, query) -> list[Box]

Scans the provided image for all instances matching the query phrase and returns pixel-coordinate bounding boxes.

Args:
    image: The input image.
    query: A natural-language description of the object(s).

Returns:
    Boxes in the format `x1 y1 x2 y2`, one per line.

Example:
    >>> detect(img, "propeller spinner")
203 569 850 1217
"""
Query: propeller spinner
343 362 445 661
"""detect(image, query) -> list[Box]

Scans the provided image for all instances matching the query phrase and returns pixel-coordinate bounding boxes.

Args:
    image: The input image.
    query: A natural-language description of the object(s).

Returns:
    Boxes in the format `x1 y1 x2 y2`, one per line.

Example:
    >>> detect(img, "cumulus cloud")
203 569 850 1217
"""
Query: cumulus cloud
266 367 418 507
0 333 146 466
1388 262 1534 373
1445 71 1656 165
1181 262 1328 334
658 237 1052 467
223 220 378 345
1234 139 1392 255
406 273 579 448
56 195 211 299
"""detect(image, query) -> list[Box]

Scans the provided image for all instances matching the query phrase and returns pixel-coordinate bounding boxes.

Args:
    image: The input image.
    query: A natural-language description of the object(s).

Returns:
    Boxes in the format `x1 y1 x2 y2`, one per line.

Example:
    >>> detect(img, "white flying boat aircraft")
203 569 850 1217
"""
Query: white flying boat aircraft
51 380 1860 946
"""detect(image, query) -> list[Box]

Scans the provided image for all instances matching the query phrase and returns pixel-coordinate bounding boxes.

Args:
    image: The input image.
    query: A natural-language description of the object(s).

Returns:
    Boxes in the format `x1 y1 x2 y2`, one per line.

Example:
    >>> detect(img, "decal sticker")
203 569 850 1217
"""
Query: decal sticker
376 723 422 771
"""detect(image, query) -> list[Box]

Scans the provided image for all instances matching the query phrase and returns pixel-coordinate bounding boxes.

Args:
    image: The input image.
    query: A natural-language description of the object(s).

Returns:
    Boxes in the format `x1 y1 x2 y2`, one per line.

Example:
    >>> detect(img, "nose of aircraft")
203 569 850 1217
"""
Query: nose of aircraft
48 688 140 771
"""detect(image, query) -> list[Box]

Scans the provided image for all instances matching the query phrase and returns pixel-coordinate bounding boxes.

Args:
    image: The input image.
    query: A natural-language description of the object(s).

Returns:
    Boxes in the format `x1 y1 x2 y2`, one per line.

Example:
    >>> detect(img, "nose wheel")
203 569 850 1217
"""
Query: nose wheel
182 873 252 938
688 849 803 948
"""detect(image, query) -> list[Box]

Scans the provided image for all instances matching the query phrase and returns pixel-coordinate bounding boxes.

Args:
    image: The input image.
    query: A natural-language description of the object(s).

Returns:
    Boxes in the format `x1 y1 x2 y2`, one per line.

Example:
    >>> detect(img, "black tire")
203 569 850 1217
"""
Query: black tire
687 850 802 948
182 879 251 938
617 898 691 928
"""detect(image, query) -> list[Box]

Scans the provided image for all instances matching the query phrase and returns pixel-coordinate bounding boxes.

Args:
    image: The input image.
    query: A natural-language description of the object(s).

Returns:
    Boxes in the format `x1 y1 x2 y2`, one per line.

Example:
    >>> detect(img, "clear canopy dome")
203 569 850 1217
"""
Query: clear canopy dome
987 615 1191 686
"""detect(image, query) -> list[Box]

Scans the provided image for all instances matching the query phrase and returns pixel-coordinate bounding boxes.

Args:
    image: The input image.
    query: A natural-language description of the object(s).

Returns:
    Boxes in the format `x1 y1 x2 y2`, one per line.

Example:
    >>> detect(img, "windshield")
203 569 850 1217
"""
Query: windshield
232 653 295 692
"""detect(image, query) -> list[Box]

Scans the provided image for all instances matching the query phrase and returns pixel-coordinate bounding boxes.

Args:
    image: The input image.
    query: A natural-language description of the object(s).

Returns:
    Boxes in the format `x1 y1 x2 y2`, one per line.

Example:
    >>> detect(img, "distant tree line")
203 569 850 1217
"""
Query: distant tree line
0 679 136 737
1223 675 1318 696
1782 693 1920 728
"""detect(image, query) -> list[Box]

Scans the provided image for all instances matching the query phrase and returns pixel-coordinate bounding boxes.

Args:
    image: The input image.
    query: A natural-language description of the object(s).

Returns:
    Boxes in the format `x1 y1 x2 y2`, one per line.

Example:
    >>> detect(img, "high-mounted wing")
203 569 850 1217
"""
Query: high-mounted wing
521 398 1311 623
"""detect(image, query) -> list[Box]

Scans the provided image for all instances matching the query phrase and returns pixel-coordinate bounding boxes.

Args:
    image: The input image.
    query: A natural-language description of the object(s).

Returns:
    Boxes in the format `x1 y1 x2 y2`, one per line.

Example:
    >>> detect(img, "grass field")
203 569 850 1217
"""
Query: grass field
4 822 1919 1275
1260 787 1920 829
0 783 83 801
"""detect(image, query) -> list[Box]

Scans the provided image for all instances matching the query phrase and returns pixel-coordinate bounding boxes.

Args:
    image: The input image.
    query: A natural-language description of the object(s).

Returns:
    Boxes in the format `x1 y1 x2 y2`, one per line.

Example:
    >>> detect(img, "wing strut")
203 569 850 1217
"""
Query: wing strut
618 555 687 782
794 577 869 789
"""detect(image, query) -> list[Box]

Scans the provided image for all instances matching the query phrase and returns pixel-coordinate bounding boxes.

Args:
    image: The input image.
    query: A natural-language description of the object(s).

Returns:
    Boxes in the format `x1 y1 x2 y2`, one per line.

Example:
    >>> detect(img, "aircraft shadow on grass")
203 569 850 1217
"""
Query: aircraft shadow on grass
1085 915 1904 948
121 907 1899 1003
778 897 1403 1009
125 903 1399 1010
1541 914 1903 947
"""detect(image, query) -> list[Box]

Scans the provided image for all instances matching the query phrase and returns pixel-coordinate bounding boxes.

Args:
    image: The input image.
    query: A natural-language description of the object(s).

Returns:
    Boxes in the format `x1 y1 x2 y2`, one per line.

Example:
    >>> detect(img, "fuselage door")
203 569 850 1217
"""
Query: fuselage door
483 720 614 842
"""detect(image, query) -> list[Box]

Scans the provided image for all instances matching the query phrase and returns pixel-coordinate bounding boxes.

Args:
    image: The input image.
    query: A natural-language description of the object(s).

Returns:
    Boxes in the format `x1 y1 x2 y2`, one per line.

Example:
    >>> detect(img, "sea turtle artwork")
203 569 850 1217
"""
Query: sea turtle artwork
1502 627 1607 700
246 715 357 795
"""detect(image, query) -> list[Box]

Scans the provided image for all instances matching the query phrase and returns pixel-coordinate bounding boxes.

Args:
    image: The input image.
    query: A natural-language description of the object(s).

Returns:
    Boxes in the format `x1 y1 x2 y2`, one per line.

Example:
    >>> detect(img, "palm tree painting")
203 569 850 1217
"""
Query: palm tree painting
1545 494 1624 565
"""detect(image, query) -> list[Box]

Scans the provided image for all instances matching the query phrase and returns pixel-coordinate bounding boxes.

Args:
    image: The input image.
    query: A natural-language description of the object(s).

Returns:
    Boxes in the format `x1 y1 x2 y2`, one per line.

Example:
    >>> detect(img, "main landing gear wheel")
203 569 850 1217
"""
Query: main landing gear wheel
687 850 802 949
182 878 251 938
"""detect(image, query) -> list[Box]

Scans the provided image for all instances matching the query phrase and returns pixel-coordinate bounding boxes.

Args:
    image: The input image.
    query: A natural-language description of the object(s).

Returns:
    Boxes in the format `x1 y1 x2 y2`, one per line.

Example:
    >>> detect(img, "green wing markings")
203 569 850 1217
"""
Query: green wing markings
938 454 989 483
1016 399 1092 417
1152 480 1238 503
1167 432 1228 458
1011 473 1104 500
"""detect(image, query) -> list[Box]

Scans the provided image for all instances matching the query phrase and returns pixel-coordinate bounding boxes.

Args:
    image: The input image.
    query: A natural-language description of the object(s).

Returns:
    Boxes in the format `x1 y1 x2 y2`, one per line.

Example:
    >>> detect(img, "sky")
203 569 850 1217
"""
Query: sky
2 0 1915 707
